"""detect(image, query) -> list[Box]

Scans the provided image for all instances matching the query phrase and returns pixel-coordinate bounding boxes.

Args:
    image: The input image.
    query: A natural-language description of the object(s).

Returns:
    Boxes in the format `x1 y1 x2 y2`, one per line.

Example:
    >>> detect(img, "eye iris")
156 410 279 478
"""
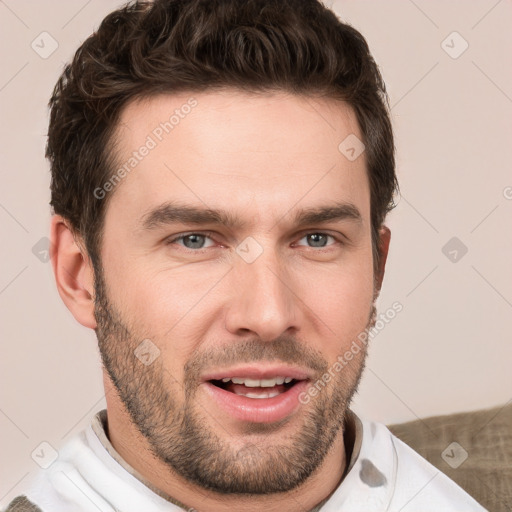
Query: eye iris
180 234 330 249
308 233 328 247
183 234 205 249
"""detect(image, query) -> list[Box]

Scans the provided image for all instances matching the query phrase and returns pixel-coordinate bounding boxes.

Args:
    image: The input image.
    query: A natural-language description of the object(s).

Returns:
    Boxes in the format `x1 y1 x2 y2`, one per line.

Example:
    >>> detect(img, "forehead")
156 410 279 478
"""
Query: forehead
106 89 369 231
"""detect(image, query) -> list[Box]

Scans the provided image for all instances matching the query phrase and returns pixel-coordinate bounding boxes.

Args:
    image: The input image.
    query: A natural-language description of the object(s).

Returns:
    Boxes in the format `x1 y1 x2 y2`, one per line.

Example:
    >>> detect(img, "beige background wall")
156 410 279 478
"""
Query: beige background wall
1 0 511 505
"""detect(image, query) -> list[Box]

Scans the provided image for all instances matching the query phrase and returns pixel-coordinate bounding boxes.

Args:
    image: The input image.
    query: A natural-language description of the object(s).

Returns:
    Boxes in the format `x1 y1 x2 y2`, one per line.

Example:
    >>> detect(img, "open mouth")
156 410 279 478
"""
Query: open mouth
209 376 300 399
202 370 311 422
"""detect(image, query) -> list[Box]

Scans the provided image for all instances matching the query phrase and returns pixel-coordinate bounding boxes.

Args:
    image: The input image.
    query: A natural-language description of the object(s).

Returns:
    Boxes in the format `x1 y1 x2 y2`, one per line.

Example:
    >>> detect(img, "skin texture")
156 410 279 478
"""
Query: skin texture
51 89 391 512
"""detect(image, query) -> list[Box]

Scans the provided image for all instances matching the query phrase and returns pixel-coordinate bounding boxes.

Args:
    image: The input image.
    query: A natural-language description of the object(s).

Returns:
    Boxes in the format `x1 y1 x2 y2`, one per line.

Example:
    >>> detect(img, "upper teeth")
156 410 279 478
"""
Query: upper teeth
221 377 293 387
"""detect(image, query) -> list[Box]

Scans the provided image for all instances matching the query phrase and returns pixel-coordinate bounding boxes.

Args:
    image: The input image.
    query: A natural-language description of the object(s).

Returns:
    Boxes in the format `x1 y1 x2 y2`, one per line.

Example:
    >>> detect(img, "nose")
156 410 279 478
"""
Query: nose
223 248 301 341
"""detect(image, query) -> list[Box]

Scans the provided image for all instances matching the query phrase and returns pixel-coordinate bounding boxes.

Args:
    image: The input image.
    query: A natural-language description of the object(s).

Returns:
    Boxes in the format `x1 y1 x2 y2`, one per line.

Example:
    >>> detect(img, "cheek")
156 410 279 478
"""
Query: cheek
108 263 224 351
102 239 375 366
298 256 375 354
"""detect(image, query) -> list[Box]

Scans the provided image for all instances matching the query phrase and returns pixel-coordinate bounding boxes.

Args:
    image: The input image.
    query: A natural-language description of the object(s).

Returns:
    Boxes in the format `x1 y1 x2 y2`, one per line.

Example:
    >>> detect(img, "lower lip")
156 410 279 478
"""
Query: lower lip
202 380 310 423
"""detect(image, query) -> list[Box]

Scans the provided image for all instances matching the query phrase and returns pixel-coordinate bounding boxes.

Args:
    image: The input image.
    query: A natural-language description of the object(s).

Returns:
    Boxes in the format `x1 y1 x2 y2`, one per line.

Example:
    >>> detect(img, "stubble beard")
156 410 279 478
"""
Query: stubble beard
93 266 372 494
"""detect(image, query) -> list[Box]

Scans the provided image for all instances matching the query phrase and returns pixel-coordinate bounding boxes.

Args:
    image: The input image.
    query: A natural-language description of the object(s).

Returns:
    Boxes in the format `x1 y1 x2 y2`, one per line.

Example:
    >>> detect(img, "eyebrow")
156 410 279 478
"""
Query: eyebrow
139 201 362 232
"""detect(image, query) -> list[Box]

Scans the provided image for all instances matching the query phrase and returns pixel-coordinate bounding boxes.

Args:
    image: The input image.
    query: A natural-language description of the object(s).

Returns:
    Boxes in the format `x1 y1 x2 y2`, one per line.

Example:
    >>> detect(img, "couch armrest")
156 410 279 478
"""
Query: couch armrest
388 402 512 512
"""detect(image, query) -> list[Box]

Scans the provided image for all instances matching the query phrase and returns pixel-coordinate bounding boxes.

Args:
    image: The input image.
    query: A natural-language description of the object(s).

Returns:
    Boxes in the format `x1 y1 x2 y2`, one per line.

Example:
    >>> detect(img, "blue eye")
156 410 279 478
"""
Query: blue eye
296 233 336 248
166 231 340 252
169 233 216 250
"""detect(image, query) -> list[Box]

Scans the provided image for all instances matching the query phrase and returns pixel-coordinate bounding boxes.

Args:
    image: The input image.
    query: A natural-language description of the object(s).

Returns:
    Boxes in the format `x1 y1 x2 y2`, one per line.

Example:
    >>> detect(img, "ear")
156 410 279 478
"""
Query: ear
50 215 97 329
374 225 391 295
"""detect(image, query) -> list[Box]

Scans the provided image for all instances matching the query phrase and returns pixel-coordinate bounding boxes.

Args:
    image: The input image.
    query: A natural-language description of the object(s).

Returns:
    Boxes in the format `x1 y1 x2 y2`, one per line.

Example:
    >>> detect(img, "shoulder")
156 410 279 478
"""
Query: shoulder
2 427 104 512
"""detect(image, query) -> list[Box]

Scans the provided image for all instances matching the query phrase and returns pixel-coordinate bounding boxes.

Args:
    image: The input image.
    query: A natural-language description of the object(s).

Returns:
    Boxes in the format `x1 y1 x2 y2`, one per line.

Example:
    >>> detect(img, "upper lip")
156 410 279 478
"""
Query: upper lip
201 364 312 382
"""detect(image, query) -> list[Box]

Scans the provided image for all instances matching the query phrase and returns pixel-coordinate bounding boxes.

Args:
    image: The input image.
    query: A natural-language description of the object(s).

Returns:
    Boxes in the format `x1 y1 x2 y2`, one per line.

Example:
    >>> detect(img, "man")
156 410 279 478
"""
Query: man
5 0 487 511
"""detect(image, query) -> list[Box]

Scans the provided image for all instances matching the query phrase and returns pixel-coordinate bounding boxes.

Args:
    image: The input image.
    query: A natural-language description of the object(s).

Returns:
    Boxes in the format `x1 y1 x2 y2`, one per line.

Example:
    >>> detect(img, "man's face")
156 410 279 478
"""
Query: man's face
94 90 377 494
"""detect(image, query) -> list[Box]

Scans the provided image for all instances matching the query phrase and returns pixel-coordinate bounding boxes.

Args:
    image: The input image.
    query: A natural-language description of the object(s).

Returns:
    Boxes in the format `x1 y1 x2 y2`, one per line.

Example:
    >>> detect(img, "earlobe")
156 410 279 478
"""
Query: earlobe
375 225 391 294
50 215 97 329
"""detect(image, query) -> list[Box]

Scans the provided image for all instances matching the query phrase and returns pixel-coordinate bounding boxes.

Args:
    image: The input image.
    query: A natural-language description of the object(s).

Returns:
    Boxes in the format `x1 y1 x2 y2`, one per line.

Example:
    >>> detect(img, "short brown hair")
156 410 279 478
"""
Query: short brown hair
47 0 398 274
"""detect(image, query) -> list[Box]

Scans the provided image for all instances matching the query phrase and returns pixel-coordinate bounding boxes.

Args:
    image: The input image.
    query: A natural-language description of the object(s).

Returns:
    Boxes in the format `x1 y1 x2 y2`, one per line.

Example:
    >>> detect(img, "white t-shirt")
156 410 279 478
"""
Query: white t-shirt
4 409 487 511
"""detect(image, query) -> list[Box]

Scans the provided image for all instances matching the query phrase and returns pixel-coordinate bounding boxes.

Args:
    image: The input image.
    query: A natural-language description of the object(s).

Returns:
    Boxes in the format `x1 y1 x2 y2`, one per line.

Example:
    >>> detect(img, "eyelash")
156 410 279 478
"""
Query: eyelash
165 231 343 252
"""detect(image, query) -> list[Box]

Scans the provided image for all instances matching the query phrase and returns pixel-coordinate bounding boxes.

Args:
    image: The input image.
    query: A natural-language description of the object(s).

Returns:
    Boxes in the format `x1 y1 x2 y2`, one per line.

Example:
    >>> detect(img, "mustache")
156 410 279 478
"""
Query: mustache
183 335 329 387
